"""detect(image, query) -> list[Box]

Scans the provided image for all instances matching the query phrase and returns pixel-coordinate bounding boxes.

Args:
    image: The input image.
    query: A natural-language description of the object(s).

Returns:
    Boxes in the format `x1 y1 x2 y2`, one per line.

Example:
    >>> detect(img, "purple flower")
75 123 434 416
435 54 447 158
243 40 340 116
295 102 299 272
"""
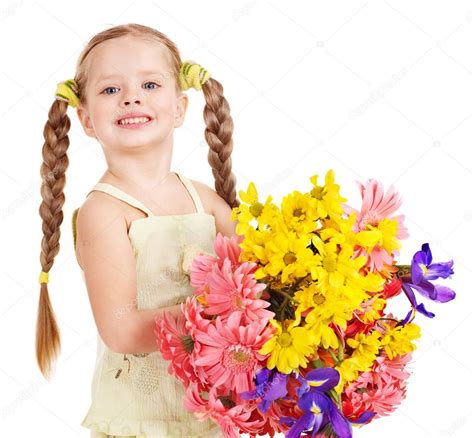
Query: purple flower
281 368 375 438
238 368 289 413
401 243 455 324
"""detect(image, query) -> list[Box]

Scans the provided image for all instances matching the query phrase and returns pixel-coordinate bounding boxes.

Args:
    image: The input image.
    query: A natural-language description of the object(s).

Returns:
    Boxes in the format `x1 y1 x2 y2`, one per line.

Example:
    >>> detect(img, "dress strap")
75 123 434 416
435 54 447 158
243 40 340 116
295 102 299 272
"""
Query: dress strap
86 183 155 217
174 171 204 214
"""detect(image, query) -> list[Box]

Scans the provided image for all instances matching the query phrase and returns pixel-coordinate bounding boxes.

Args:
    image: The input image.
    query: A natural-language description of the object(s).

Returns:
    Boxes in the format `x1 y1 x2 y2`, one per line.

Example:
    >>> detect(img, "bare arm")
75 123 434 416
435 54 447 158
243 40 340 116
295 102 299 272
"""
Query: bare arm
123 305 182 354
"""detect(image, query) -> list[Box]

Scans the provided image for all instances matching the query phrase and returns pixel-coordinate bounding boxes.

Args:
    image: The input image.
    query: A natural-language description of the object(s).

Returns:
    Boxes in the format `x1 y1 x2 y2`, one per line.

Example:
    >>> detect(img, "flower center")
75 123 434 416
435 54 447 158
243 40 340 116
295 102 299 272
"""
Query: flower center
311 186 324 200
222 344 256 373
294 208 303 218
249 202 263 217
231 291 244 310
360 211 380 229
283 252 297 265
313 293 325 305
181 335 194 353
278 332 293 348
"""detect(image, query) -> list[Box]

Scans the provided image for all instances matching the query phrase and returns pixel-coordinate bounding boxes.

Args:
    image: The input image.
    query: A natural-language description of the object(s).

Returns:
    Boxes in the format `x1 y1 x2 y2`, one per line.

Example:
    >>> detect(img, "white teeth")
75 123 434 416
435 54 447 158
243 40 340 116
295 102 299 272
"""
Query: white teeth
118 117 150 125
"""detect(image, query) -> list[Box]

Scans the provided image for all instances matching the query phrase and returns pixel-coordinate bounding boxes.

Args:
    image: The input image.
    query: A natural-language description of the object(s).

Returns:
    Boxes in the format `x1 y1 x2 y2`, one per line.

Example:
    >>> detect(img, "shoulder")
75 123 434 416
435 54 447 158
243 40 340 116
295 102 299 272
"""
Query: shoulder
74 191 129 268
190 178 239 238
189 179 219 215
76 190 128 231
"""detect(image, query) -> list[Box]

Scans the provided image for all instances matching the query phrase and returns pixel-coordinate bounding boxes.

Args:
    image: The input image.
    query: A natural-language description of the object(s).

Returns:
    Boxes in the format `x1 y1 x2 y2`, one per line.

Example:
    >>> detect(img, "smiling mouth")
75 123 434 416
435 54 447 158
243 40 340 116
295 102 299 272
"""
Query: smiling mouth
117 116 152 125
116 116 153 128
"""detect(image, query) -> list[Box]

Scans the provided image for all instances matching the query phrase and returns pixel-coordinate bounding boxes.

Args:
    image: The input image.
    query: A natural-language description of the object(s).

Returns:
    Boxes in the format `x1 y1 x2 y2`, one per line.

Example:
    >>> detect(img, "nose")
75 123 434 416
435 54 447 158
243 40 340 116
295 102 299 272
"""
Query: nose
123 97 141 106
122 87 143 106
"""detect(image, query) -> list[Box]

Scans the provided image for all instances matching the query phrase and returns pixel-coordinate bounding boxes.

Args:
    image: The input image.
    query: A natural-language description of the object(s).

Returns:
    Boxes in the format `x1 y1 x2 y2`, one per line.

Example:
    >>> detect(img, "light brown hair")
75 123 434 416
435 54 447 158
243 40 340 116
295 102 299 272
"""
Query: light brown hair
37 23 240 380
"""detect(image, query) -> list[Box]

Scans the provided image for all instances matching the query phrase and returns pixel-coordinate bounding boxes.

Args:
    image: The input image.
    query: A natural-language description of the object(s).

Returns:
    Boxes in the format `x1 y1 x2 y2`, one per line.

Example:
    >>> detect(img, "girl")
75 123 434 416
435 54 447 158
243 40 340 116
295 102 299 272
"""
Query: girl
36 23 240 437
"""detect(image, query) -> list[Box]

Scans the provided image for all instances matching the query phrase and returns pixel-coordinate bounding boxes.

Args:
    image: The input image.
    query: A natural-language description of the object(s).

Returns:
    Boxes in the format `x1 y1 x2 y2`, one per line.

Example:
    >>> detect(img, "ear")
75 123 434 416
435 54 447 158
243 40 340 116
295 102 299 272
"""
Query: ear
76 105 96 138
174 92 189 128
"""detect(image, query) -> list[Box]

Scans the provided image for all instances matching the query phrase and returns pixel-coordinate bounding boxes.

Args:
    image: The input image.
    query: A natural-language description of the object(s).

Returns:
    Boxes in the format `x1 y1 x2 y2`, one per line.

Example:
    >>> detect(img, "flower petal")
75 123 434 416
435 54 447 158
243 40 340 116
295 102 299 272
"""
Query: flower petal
305 367 340 392
328 401 352 438
286 411 315 438
433 284 456 303
425 260 454 280
416 302 435 318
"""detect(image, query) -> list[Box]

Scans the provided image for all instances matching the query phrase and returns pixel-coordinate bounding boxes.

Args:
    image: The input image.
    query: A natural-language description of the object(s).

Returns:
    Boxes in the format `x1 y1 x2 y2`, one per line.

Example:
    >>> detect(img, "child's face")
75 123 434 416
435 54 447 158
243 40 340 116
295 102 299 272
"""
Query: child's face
76 35 188 150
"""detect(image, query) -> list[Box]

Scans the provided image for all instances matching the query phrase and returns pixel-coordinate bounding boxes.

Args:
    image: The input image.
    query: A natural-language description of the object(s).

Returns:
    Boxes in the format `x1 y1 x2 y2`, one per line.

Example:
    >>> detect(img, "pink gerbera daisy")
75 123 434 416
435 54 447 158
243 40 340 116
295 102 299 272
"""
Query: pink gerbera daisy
154 311 198 389
342 352 412 421
342 178 409 272
192 311 274 394
185 384 264 438
205 258 274 323
190 233 244 291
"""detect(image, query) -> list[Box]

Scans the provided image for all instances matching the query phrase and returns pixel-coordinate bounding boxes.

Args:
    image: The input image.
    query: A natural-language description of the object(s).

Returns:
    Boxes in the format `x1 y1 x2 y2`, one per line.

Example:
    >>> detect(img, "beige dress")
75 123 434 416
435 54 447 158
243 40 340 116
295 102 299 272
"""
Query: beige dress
72 172 223 438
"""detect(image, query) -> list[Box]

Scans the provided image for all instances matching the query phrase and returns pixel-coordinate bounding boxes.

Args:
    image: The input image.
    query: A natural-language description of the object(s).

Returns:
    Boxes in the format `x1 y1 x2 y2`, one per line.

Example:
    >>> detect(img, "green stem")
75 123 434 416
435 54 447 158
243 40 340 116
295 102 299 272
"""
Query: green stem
278 297 289 321
328 389 342 410
337 340 344 362
272 288 294 301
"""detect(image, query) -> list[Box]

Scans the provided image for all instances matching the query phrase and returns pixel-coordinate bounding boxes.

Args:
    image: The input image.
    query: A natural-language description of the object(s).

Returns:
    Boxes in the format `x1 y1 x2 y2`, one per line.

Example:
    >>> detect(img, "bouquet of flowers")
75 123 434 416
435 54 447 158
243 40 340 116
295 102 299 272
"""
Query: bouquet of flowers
155 169 456 438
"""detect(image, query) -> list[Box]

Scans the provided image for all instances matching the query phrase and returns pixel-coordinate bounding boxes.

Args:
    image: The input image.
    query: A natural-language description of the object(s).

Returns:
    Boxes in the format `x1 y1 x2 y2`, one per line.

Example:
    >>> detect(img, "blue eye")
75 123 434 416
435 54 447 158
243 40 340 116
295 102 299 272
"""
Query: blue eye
101 82 160 95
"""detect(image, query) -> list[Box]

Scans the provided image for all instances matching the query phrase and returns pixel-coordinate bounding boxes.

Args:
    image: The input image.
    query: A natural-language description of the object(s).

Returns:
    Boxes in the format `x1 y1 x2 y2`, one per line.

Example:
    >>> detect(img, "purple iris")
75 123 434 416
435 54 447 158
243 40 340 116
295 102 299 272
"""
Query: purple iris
281 368 374 438
401 243 455 324
238 368 289 413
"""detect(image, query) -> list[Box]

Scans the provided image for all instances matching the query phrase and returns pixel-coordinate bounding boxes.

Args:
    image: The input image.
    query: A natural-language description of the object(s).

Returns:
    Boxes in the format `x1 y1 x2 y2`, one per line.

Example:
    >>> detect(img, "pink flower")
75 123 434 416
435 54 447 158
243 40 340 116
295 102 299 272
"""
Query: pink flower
190 233 244 291
182 296 211 337
154 311 198 389
184 384 264 438
342 352 412 421
342 178 409 272
205 258 274 323
192 311 274 394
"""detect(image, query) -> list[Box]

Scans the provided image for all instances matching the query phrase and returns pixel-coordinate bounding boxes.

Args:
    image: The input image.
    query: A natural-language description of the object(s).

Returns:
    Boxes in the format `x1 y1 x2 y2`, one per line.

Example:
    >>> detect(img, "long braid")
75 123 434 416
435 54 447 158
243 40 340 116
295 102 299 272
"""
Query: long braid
36 98 71 379
201 78 240 209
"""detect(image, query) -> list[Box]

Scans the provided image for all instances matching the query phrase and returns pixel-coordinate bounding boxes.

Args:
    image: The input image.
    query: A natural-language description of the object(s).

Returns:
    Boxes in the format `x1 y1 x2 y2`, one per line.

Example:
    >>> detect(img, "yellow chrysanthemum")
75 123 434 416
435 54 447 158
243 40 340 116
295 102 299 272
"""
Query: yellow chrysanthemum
264 229 318 284
356 218 402 256
334 330 382 393
310 236 367 294
380 322 421 360
259 319 316 374
319 211 359 253
304 284 362 331
281 191 319 235
308 169 348 219
358 295 387 324
238 225 270 266
231 181 279 234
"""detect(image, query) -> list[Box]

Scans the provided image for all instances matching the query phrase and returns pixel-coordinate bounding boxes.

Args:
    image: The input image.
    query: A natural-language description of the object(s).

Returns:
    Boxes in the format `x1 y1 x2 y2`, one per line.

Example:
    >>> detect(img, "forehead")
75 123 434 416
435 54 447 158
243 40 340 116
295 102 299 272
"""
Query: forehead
87 36 171 82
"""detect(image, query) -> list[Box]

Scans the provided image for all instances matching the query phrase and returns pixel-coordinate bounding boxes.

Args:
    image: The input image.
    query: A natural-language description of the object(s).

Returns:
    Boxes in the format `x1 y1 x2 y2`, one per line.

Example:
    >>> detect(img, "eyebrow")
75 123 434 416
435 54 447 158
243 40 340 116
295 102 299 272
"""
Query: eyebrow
96 70 165 83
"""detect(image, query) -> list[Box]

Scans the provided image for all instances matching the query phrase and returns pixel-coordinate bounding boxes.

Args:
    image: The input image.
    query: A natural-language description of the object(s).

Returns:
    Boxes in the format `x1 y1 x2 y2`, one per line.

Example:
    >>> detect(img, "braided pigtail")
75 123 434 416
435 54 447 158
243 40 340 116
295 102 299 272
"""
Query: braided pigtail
201 78 240 209
36 97 73 380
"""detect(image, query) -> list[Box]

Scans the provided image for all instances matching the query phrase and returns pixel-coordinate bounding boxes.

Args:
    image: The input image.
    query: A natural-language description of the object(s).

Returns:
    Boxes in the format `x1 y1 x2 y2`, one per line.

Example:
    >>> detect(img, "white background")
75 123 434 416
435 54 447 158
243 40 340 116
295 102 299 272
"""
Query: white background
0 1 472 437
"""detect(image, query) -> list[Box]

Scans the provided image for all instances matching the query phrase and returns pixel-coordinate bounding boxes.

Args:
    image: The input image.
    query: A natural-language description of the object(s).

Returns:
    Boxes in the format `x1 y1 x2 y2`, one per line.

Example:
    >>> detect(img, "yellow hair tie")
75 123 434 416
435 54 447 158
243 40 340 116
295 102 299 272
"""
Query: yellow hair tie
39 271 49 284
55 79 80 108
179 60 211 91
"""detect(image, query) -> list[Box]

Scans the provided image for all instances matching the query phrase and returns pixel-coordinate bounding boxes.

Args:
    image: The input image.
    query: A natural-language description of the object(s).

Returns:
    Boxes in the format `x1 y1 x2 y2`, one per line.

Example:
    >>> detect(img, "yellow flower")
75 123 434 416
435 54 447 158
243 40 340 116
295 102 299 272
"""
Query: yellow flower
358 295 386 324
259 319 316 374
232 181 279 234
347 331 382 364
309 321 339 350
355 218 402 256
380 322 421 359
264 229 318 284
334 331 382 393
310 235 367 294
281 191 319 235
238 226 270 267
308 169 348 219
